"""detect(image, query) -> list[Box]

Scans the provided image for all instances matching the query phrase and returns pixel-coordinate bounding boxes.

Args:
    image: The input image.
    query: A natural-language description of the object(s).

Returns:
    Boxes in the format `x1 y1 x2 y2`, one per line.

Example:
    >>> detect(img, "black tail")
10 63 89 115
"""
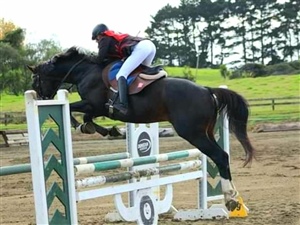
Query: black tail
211 87 256 166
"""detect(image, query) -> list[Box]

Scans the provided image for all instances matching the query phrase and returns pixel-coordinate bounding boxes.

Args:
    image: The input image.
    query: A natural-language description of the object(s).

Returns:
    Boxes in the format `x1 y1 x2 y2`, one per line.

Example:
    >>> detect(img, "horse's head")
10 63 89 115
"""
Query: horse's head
27 59 59 99
27 46 91 99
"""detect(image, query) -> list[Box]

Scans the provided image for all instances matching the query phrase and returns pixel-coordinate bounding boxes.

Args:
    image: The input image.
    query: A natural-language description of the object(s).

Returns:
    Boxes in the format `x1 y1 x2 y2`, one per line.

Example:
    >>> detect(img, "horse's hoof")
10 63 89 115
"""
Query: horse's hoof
78 122 96 134
225 199 240 212
108 126 123 137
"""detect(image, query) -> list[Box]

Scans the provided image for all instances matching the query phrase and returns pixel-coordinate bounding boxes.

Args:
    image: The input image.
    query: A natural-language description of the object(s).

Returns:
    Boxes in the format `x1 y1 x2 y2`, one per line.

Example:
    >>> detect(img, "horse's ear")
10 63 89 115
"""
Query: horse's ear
27 65 36 73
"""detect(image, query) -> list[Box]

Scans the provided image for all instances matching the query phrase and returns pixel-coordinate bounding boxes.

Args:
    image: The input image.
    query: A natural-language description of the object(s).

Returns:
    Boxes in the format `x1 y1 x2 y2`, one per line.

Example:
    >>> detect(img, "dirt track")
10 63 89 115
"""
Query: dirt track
0 130 299 225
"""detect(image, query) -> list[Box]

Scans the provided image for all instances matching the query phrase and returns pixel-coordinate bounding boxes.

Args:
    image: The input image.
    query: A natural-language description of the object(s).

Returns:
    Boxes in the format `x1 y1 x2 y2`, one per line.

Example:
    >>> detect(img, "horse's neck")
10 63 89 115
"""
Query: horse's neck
65 62 93 84
69 63 104 90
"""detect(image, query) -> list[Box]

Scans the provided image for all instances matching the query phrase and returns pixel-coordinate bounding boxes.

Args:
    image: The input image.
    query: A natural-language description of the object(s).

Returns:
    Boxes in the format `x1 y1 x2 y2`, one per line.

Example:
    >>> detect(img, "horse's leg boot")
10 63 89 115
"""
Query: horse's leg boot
114 76 128 115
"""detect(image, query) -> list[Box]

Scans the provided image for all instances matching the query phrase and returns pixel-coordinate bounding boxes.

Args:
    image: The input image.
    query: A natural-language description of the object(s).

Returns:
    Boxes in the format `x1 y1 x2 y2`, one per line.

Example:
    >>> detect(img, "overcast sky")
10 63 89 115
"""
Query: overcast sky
1 0 180 51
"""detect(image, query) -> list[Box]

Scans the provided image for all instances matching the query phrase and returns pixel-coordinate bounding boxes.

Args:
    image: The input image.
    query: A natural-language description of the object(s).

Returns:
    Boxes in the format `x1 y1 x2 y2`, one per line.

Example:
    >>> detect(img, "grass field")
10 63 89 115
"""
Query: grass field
0 67 299 130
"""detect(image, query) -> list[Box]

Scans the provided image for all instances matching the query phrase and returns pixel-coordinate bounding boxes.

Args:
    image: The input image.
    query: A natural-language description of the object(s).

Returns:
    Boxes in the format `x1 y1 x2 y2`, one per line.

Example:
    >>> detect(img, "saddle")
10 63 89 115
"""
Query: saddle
102 61 167 94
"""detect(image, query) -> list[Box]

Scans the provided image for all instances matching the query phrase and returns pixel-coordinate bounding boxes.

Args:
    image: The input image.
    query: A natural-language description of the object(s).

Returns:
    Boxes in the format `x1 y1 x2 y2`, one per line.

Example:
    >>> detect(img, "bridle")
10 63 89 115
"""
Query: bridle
35 57 86 99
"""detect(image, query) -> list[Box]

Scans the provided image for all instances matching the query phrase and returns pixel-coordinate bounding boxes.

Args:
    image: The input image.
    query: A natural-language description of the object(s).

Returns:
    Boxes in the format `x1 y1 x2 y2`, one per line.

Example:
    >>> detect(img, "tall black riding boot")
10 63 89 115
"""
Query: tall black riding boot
114 76 128 115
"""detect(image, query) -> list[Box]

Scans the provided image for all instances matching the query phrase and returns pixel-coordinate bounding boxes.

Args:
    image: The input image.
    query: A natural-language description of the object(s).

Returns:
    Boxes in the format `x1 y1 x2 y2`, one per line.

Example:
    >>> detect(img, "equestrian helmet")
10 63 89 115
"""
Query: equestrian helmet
92 24 108 40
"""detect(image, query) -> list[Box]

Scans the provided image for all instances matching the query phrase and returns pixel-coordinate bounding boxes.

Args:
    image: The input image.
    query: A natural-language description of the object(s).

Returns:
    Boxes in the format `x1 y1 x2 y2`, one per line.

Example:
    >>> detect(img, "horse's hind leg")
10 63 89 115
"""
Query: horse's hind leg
91 121 123 137
176 126 239 211
82 114 105 135
83 114 123 137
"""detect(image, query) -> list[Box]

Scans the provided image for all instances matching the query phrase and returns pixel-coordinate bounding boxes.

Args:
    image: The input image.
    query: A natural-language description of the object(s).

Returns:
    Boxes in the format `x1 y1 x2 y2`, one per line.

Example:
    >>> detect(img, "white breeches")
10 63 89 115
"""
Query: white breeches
116 39 156 80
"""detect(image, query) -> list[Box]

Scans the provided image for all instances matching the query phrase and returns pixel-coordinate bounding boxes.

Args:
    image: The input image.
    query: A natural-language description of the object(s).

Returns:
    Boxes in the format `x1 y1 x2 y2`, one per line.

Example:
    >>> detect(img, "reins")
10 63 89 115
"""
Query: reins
49 57 86 99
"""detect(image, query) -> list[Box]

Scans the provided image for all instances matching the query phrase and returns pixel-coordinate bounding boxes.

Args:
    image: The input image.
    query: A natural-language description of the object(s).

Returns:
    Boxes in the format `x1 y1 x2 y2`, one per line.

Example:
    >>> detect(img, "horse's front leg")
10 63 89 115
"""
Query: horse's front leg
69 109 97 135
69 100 108 136
70 100 122 137
70 114 82 131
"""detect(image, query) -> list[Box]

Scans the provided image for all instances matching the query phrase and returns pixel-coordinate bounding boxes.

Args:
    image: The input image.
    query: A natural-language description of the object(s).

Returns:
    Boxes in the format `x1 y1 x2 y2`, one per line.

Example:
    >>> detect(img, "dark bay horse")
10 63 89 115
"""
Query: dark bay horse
27 46 255 211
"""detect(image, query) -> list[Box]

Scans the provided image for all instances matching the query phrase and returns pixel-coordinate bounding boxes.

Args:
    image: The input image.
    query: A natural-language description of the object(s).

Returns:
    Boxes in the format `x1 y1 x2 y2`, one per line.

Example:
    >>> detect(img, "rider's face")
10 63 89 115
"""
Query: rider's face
96 35 103 42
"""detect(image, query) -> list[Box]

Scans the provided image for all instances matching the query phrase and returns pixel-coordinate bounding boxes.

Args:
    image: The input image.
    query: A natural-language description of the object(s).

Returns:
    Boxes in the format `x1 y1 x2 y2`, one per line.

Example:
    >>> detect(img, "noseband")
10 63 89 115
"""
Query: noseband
36 57 85 99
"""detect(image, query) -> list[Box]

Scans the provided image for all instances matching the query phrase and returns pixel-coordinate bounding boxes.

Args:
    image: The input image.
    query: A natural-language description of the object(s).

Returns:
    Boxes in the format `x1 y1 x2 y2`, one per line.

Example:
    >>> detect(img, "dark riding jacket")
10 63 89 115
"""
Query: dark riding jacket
97 30 146 64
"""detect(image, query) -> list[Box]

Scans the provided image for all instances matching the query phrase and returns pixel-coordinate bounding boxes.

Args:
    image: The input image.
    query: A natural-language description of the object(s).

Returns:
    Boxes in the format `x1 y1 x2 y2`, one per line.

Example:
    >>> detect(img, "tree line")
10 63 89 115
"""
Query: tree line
145 0 299 67
0 0 299 95
0 19 62 95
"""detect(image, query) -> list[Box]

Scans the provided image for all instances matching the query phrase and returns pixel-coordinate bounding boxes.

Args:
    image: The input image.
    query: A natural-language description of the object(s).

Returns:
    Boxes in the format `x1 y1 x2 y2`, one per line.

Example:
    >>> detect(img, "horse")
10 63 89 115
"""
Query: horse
27 46 255 211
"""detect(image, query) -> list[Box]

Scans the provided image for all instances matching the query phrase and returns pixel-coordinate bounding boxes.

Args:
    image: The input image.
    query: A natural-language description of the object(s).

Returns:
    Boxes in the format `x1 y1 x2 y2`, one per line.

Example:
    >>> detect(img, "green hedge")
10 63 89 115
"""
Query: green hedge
230 60 300 79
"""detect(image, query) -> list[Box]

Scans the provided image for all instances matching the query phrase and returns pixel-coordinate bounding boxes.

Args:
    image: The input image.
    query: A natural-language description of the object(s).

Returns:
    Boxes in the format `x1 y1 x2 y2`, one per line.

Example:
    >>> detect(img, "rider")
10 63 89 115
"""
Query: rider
92 23 157 115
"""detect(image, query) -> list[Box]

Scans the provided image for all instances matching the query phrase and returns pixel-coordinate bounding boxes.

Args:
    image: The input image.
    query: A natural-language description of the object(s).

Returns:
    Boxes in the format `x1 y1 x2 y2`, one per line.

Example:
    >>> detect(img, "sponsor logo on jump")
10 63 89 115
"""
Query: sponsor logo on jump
137 131 152 156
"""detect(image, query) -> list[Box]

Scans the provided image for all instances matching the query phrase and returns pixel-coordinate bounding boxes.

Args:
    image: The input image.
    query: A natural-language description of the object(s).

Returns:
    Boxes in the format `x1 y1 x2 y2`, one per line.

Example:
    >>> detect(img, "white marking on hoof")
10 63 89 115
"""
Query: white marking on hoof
221 178 240 210
76 124 84 134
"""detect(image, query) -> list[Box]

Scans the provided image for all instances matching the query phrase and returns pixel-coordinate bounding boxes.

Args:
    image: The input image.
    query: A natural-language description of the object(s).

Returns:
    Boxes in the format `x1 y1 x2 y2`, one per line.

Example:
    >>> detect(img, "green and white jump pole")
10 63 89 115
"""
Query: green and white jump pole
0 152 130 176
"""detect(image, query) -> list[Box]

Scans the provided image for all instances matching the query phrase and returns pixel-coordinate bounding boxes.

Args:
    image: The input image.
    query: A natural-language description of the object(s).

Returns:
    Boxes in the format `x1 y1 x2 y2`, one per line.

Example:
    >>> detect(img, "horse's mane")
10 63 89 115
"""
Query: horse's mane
57 46 98 63
68 46 92 56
